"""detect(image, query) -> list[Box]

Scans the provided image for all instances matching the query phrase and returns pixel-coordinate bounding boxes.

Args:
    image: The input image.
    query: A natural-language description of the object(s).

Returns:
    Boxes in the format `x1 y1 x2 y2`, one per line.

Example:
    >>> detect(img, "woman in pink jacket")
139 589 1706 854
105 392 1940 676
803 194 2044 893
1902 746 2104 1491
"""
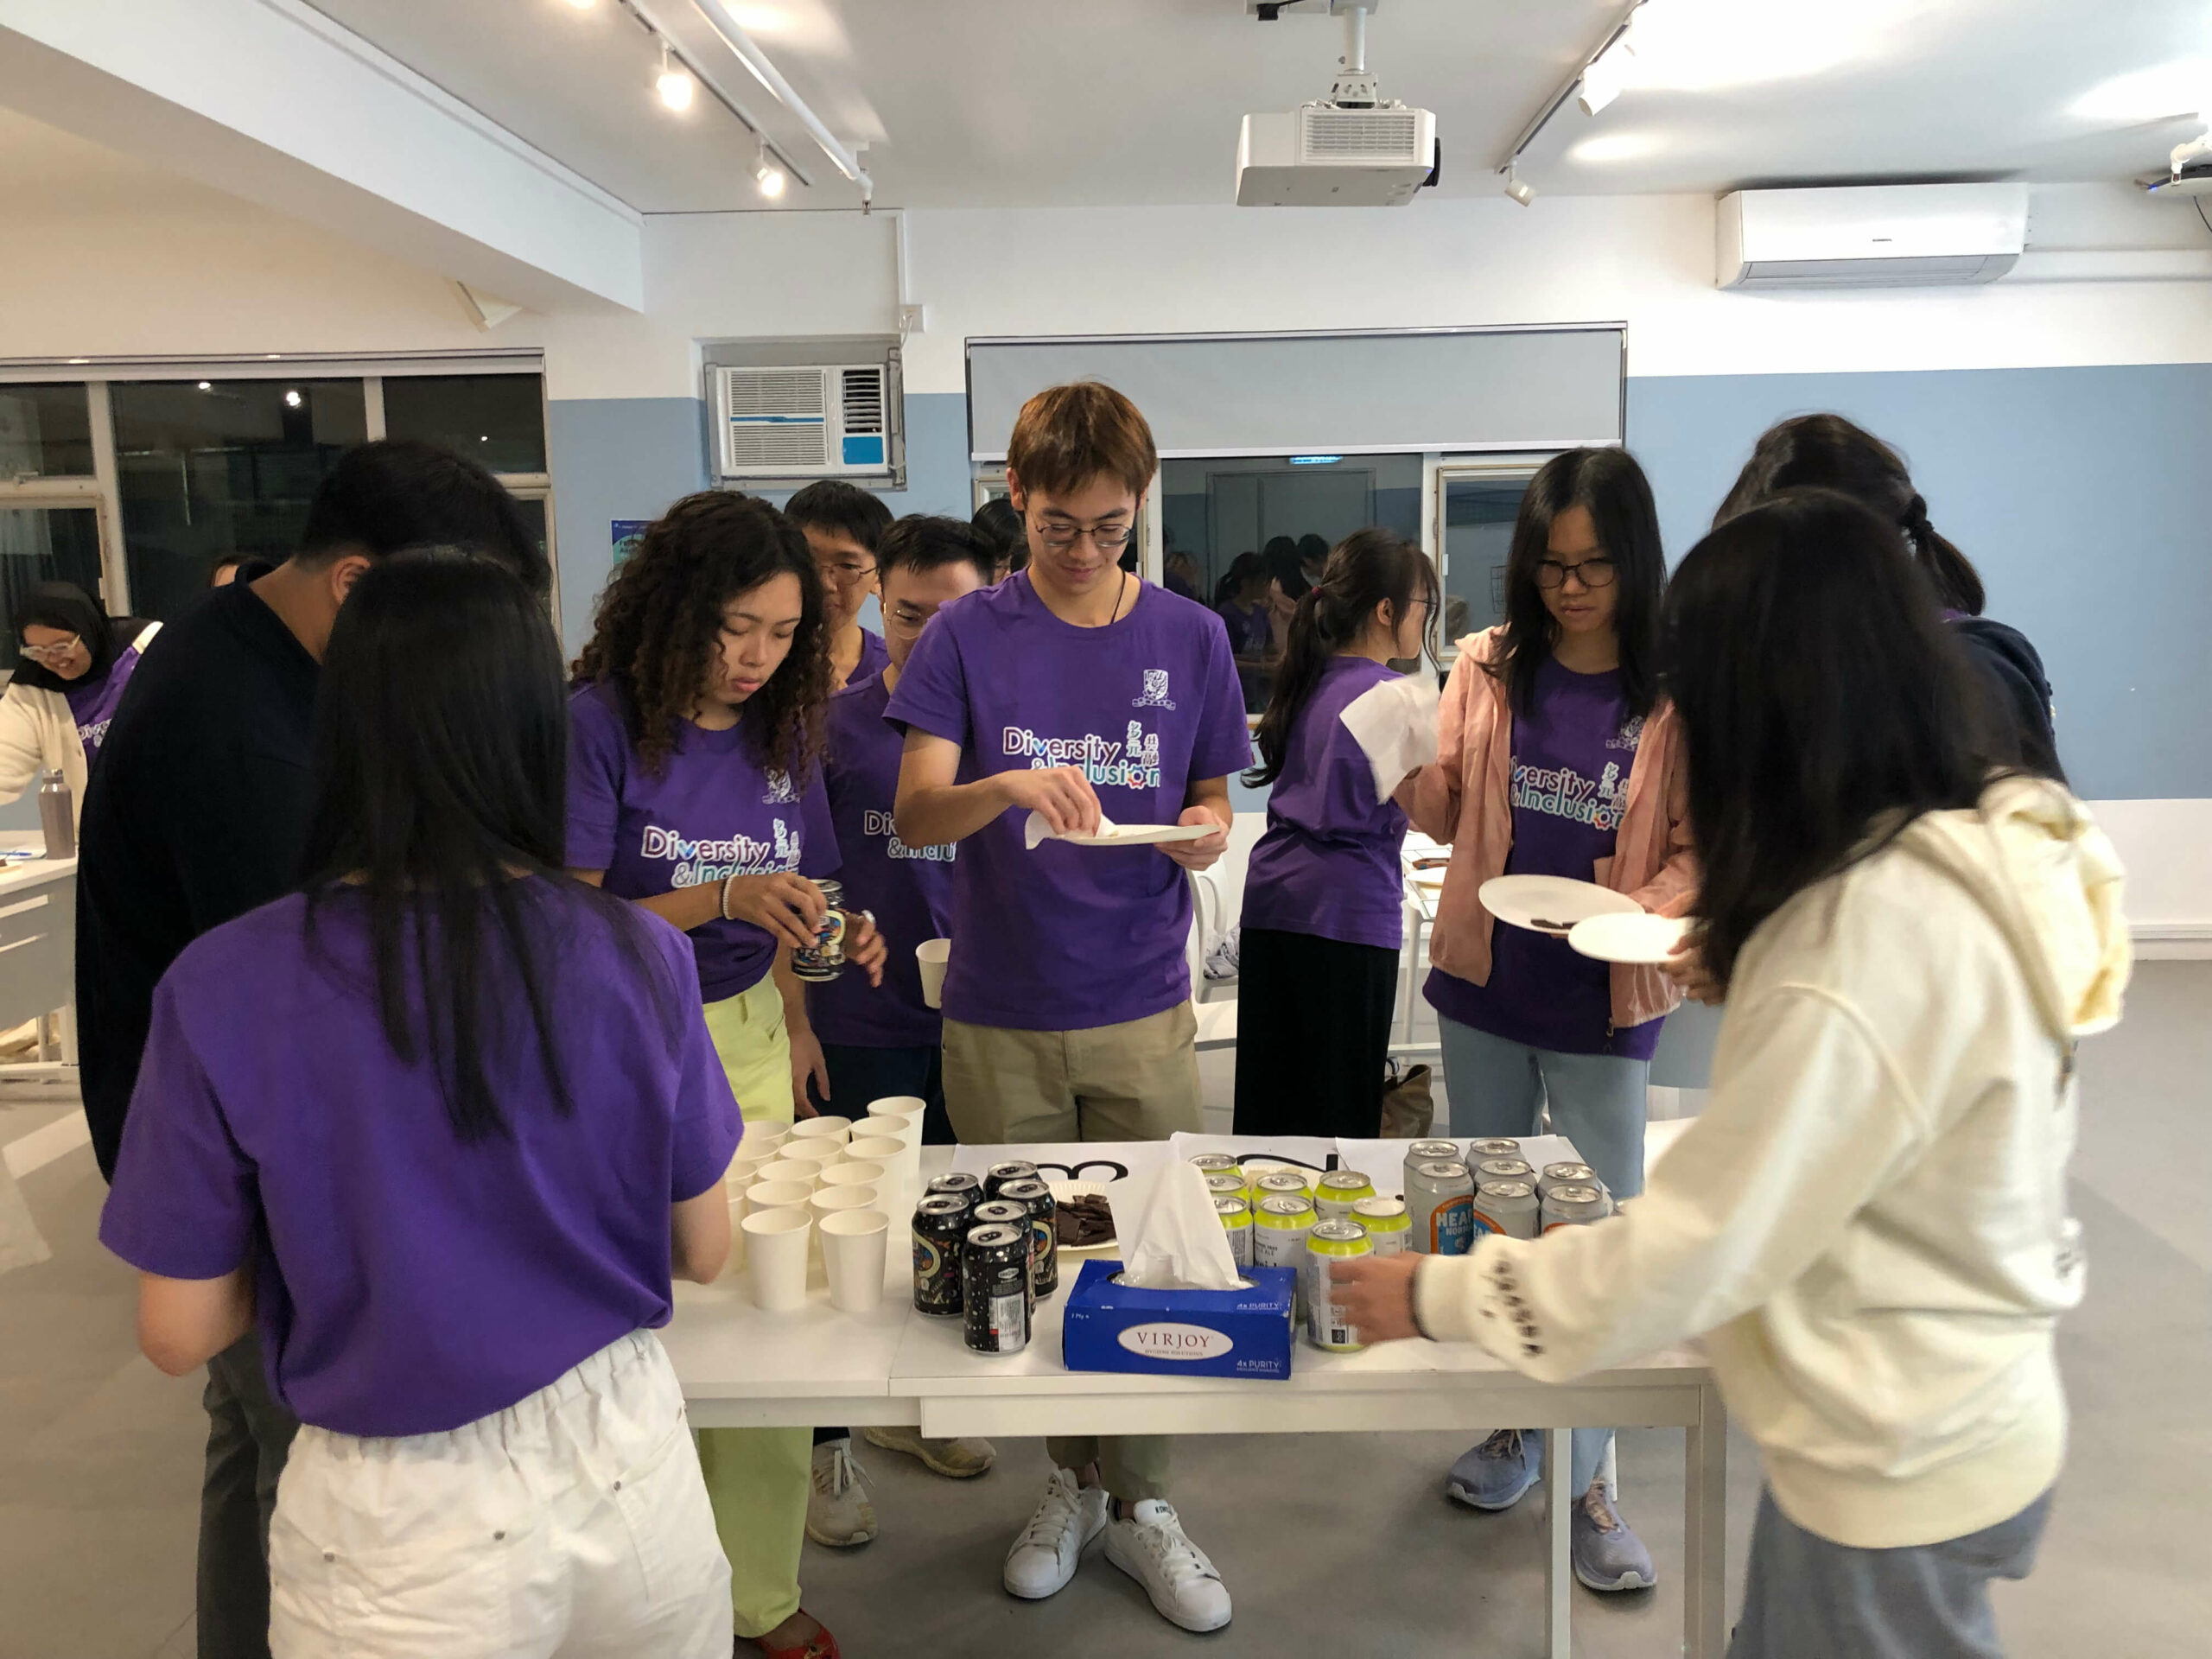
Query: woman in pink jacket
1407 446 1696 1593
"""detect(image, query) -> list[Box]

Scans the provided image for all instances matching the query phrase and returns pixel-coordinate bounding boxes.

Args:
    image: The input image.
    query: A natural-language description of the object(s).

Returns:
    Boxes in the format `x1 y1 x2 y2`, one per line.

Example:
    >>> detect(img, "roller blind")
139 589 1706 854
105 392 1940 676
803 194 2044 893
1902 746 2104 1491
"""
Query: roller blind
966 326 1624 461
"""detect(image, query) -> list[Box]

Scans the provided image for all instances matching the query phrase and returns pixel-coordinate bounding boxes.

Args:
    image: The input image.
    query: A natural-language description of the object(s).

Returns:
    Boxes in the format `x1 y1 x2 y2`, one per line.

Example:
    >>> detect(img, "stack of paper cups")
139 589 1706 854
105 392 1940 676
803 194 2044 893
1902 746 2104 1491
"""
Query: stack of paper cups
790 1115 853 1151
863 1096 926 1198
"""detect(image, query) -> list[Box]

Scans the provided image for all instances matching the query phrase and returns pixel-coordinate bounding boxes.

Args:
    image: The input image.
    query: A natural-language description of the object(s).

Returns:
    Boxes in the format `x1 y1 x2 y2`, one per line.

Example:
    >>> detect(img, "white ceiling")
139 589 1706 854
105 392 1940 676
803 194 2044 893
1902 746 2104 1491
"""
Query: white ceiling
293 0 2212 212
5 2 2210 218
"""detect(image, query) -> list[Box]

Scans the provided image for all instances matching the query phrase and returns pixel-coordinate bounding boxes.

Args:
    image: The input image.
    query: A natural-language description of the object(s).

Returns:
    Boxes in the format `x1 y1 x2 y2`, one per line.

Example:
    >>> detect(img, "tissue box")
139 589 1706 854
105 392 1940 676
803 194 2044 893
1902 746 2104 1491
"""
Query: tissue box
1060 1260 1298 1381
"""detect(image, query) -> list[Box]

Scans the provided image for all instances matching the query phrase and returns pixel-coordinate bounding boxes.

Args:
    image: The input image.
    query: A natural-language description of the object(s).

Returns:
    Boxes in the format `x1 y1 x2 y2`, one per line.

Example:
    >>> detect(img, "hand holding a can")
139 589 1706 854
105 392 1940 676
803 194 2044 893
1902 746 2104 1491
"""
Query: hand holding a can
720 871 828 950
1327 1252 1424 1344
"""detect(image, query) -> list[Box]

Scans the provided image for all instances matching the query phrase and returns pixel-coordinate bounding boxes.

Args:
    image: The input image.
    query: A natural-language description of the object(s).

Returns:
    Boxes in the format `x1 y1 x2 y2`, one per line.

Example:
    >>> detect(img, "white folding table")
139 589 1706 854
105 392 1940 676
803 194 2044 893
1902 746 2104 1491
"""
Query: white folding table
662 1141 1729 1659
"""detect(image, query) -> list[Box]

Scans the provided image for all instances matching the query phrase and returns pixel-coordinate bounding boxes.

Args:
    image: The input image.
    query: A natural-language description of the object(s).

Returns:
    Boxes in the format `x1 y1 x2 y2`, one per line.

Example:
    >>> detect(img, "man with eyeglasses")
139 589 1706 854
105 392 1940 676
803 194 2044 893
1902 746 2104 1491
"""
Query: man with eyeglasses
887 383 1249 1634
785 480 892 692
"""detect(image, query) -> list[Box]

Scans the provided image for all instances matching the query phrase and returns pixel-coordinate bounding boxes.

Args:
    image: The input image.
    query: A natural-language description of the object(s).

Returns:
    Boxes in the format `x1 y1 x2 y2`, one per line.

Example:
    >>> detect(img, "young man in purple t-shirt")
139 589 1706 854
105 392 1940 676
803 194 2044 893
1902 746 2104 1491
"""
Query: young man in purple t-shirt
888 384 1249 1635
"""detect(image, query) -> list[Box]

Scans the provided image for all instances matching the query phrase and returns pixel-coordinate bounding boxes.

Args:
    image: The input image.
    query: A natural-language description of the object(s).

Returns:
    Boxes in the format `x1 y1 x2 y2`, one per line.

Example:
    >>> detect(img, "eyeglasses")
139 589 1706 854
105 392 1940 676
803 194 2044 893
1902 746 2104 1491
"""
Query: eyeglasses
1031 516 1133 552
885 601 932 634
17 635 81 665
813 558 878 587
1534 556 1617 591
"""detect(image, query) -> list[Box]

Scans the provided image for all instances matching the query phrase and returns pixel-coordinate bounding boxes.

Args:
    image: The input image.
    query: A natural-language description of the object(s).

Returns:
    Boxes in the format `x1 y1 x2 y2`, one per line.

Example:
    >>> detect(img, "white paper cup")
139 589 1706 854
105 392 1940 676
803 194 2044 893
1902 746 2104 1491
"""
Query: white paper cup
723 1193 749 1275
844 1136 906 1166
742 1208 812 1311
744 1179 814 1216
772 1143 839 1174
810 1185 879 1224
725 1152 772 1188
821 1160 884 1193
915 940 950 1009
753 1160 823 1191
790 1115 853 1148
744 1124 791 1156
820 1209 889 1313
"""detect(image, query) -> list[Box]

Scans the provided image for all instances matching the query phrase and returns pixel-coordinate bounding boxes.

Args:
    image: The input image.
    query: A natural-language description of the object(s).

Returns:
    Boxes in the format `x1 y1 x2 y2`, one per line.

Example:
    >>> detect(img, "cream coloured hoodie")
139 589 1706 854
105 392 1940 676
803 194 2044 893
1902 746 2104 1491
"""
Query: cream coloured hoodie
1414 777 2130 1549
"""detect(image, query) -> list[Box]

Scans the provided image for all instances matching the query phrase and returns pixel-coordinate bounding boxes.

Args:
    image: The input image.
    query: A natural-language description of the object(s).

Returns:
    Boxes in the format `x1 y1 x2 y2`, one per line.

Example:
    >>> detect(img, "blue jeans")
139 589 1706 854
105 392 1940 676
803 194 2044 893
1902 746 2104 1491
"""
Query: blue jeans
810 1041 954 1146
1439 1016 1651 1497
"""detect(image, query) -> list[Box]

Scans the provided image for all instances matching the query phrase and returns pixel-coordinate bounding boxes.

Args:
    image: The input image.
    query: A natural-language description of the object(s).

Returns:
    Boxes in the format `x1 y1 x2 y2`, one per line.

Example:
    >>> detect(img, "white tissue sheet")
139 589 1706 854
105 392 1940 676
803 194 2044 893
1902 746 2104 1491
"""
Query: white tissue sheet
1109 1161 1243 1291
1024 809 1117 850
1338 672 1441 805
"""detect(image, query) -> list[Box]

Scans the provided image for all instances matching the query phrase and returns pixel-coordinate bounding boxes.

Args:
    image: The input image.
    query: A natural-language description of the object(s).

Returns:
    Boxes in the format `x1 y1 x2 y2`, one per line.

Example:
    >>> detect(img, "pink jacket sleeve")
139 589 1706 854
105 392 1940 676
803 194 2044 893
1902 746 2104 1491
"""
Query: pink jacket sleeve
1625 713 1699 919
1407 649 1475 844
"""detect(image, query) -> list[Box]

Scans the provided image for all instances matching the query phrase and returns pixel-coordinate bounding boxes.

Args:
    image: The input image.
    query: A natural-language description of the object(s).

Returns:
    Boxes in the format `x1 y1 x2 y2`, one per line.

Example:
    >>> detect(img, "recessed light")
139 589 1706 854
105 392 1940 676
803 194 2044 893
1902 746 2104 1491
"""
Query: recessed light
284 390 302 408
196 380 212 391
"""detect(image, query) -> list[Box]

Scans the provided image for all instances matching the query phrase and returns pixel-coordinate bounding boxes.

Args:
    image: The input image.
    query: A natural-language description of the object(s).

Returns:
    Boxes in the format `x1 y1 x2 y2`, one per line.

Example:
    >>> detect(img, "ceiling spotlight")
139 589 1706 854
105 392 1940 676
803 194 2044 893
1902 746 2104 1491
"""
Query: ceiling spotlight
283 389 302 408
196 380 212 391
562 0 596 10
754 140 787 199
1578 40 1632 116
656 41 696 111
1504 164 1535 207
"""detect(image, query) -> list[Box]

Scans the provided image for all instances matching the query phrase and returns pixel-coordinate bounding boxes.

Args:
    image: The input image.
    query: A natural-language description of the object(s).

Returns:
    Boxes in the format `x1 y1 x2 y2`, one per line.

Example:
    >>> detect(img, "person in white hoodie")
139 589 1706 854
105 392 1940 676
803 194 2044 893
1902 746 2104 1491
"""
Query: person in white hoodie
1332 489 2130 1658
1 582 160 829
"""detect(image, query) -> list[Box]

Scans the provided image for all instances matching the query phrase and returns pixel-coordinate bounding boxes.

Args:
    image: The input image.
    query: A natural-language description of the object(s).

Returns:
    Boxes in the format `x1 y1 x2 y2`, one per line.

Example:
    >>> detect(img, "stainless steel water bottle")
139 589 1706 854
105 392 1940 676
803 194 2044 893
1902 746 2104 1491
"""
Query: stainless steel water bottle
37 769 73 860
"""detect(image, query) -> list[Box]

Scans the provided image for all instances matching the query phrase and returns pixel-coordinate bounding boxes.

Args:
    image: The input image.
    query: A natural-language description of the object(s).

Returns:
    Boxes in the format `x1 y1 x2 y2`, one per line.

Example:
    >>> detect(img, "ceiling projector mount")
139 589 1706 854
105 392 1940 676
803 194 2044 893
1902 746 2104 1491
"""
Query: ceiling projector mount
1239 2 1440 207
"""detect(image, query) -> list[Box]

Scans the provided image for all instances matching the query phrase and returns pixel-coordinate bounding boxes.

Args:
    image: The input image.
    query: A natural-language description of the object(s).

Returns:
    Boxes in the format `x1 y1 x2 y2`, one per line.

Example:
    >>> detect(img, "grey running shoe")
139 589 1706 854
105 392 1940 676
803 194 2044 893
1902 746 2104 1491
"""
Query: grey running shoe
1572 1481 1656 1592
1446 1428 1542 1511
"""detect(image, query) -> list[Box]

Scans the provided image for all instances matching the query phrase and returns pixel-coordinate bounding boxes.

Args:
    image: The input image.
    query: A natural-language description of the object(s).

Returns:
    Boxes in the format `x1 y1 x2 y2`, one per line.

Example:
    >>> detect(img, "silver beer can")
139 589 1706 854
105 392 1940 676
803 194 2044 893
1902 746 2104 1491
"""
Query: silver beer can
1467 1138 1522 1160
1471 1179 1539 1240
1537 1161 1599 1198
1540 1183 1611 1232
1475 1157 1536 1188
1406 1160 1476 1255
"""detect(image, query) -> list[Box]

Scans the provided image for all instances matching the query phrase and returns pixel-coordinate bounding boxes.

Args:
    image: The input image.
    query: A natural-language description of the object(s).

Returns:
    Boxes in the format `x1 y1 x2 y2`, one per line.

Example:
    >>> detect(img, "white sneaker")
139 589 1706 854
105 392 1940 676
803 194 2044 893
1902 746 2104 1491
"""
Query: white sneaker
1104 1498 1233 1633
1002 1468 1108 1599
805 1437 878 1548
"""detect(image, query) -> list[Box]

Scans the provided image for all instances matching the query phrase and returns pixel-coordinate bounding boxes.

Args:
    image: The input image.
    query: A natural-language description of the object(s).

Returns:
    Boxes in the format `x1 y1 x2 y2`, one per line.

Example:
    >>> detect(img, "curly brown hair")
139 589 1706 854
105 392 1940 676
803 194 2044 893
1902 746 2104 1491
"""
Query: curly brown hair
572 491 830 779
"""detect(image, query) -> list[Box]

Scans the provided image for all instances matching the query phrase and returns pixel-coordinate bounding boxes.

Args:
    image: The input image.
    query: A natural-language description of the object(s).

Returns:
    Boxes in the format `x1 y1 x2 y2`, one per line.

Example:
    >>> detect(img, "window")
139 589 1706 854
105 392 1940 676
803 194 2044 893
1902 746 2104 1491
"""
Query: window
382 374 546 475
0 504 104 671
1160 453 1424 713
0 385 95 479
110 379 367 625
1434 462 1541 652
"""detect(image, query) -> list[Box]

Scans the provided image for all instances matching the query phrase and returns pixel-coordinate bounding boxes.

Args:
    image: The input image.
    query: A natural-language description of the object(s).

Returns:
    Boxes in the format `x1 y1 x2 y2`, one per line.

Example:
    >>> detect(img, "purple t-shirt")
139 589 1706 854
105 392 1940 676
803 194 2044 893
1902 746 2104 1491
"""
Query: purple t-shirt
64 643 144 762
884 574 1252 1031
1242 656 1410 952
848 626 890 689
1425 657 1663 1060
568 682 838 1003
806 671 951 1049
99 887 742 1438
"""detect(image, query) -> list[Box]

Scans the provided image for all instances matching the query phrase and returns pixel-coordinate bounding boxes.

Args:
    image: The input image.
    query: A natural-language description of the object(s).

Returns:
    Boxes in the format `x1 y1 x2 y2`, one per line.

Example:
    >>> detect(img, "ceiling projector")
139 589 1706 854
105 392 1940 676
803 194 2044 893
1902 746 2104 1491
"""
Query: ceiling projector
1236 0 1439 207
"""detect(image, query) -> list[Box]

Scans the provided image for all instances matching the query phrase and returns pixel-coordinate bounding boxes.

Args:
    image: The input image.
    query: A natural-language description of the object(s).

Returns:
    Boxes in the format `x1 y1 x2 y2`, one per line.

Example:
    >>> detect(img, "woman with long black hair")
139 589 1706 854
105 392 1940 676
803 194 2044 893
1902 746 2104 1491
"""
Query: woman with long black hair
568 490 880 1659
0 581 160 825
1406 446 1696 1589
100 554 741 1656
1233 529 1437 1137
1716 412 2062 779
1336 490 2126 1658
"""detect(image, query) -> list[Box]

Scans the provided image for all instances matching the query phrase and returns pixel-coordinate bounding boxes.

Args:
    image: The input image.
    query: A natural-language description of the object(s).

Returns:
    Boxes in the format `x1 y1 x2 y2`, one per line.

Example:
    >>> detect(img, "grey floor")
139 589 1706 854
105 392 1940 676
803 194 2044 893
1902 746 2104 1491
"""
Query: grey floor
3 965 2208 1657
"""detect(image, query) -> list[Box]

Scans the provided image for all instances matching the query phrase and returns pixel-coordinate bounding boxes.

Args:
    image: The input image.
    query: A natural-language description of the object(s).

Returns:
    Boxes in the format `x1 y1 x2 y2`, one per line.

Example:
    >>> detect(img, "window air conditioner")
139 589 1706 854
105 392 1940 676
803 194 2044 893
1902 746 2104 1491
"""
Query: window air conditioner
712 364 895 480
1717 183 2028 290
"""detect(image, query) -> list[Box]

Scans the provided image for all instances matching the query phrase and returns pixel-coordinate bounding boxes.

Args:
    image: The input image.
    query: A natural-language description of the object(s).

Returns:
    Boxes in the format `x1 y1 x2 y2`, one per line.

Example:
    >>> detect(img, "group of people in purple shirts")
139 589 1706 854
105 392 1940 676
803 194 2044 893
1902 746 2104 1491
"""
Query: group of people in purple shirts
64 373 2097 1659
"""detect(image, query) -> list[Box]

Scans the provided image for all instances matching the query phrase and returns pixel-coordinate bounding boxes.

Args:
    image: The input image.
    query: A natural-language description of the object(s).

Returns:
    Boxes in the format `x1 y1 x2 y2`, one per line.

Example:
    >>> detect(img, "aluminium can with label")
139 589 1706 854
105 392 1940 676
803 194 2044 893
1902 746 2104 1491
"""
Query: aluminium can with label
1403 1140 1460 1195
1313 1169 1376 1221
790 880 849 982
1475 1158 1537 1188
970 1200 1033 1314
912 1194 971 1316
926 1172 984 1207
1537 1161 1599 1198
1250 1169 1313 1204
1189 1154 1246 1184
961 1224 1031 1355
1253 1194 1317 1319
1541 1183 1611 1233
1407 1160 1476 1255
1303 1218 1371 1352
1213 1195 1255 1267
983 1160 1040 1199
1351 1195 1410 1256
1471 1179 1539 1240
1204 1172 1248 1201
995 1179 1059 1297
1467 1137 1522 1161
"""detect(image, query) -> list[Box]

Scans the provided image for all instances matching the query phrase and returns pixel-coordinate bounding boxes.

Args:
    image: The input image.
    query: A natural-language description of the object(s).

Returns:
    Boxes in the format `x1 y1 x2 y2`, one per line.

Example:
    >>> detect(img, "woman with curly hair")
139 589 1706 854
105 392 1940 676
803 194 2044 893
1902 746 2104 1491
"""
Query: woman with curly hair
569 489 882 1659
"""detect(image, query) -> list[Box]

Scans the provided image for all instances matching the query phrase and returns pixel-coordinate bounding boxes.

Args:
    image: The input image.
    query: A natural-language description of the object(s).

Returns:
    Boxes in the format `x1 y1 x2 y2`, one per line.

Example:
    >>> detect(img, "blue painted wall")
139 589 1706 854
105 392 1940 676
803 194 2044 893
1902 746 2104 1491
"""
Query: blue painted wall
1626 365 2212 801
546 397 710 658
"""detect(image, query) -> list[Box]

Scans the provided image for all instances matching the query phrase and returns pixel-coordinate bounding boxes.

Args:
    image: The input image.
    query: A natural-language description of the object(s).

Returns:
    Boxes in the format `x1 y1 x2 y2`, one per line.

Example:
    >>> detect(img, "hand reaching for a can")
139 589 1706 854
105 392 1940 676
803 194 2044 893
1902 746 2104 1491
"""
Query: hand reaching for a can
721 872 826 950
1327 1254 1424 1344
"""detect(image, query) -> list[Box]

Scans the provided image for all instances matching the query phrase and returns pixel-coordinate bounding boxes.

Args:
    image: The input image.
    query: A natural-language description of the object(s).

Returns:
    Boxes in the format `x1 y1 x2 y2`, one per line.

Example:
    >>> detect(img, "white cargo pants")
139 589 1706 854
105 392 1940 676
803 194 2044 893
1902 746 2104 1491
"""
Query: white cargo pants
268 1331 730 1659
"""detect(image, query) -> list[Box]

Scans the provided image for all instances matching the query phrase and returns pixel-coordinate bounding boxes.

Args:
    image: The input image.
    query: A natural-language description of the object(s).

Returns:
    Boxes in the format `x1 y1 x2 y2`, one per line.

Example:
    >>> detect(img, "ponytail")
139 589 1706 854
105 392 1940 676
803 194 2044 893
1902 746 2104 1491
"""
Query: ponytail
1901 493 1984 615
1245 529 1436 788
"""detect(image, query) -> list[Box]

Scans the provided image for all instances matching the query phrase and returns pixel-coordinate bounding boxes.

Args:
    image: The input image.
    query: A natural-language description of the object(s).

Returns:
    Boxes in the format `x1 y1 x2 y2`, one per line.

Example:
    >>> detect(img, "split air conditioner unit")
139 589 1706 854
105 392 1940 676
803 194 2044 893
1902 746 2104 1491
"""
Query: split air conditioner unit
1717 183 2029 290
711 363 895 480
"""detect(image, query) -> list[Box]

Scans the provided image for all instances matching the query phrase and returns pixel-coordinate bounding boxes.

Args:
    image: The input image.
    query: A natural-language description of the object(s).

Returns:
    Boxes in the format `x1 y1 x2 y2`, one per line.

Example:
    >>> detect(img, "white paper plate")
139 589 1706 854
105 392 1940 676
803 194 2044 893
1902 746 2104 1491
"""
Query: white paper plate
1058 822 1213 849
1568 910 1689 965
1047 1179 1118 1255
1479 874 1642 936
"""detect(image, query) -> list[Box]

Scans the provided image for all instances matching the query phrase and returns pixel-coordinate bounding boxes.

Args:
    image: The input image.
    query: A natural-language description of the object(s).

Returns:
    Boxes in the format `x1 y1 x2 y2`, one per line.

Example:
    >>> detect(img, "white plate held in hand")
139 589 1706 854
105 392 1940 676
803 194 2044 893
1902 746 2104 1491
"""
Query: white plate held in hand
1568 911 1690 965
1478 874 1642 936
1024 810 1213 849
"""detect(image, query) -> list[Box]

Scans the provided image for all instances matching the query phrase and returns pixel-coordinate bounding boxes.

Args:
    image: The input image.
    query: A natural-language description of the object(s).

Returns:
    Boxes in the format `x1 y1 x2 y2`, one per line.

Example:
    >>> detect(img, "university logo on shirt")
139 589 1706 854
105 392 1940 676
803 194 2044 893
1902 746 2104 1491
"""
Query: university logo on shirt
762 770 801 804
1606 714 1645 753
1001 724 1163 791
639 820 800 886
1132 669 1177 710
862 808 956 864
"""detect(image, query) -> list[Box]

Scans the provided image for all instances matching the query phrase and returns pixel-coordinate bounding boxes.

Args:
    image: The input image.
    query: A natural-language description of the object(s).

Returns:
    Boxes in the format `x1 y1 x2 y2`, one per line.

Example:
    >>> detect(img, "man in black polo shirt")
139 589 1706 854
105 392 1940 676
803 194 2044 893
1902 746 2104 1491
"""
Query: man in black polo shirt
78 439 547 1659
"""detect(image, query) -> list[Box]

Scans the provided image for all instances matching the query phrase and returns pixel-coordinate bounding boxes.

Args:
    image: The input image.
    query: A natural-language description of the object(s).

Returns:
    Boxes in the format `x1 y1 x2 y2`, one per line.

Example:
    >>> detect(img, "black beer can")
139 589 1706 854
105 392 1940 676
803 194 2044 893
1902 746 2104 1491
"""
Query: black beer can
962 1224 1031 1355
995 1178 1059 1297
983 1160 1039 1199
912 1195 970 1317
926 1172 984 1206
970 1199 1033 1314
